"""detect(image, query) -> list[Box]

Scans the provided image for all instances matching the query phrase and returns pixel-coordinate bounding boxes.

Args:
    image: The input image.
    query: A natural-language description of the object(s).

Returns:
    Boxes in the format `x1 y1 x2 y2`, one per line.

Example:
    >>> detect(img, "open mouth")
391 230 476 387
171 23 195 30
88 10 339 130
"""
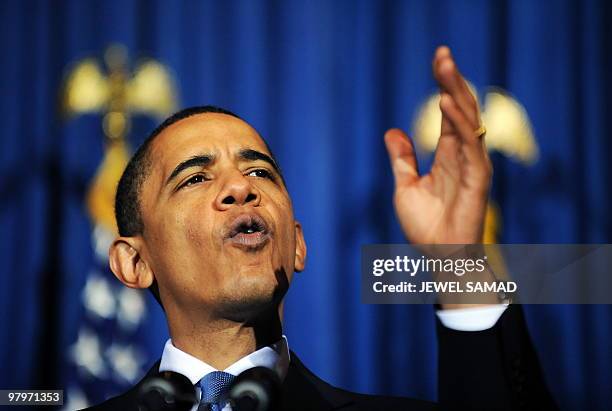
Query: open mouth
225 213 271 250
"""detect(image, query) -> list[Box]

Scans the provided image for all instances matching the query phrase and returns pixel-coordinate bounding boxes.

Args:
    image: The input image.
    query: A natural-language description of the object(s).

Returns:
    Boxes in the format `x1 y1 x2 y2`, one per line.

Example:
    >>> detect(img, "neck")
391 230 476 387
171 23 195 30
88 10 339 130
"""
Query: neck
167 305 283 370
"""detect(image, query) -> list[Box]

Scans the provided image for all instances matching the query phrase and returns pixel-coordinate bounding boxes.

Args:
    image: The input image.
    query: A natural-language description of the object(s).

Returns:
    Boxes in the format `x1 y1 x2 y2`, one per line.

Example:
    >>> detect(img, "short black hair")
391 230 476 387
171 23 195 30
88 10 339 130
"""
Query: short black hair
114 105 283 306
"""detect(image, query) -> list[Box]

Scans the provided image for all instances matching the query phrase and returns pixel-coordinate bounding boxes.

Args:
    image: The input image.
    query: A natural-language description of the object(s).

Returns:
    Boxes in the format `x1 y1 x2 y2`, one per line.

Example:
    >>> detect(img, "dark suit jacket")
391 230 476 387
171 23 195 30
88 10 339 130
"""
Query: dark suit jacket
83 305 557 411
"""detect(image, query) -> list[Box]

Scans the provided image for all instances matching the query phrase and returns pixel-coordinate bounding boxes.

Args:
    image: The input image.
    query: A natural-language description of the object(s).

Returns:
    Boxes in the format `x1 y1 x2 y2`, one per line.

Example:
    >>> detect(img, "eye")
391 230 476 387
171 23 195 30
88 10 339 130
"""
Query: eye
180 174 208 189
247 169 275 180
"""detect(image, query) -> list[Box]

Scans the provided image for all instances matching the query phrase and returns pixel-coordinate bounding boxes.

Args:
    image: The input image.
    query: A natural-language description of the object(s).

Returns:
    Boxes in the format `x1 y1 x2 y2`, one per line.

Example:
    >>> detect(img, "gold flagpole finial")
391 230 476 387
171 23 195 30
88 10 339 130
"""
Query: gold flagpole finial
61 44 178 233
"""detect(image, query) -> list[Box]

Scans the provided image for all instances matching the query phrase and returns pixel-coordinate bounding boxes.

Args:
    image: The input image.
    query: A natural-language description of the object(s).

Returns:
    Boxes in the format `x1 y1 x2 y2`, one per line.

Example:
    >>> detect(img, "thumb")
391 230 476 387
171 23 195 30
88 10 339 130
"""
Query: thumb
384 128 419 187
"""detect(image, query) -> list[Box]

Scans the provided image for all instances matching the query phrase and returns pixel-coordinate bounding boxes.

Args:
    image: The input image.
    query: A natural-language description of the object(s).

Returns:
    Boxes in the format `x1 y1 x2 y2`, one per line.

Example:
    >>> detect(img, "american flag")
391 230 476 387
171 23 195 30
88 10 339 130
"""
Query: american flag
63 224 151 409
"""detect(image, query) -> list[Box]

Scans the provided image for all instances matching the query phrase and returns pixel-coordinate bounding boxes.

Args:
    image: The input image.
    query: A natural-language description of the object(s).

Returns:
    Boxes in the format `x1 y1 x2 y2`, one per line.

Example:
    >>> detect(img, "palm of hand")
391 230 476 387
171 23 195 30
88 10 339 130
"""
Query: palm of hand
393 154 489 245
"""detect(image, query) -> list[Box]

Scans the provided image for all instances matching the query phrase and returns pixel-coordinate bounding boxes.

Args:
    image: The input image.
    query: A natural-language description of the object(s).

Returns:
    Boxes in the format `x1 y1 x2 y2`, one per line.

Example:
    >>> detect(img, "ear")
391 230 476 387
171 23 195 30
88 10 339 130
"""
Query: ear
294 222 307 272
109 237 154 289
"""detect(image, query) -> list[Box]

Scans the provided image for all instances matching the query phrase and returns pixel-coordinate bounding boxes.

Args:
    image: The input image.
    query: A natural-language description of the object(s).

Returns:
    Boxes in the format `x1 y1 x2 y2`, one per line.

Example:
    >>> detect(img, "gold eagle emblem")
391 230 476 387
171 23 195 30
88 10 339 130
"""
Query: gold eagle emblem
61 44 178 232
414 86 538 165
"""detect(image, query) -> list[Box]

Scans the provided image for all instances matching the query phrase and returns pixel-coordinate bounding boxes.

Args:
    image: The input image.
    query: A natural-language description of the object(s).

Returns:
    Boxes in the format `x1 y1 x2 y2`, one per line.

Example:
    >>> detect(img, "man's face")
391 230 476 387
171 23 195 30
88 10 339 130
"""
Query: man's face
138 113 305 320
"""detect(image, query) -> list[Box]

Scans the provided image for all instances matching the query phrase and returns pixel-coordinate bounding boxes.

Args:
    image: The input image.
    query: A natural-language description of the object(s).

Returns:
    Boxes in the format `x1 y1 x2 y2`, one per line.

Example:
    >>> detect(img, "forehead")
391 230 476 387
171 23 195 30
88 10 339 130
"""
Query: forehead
149 112 270 174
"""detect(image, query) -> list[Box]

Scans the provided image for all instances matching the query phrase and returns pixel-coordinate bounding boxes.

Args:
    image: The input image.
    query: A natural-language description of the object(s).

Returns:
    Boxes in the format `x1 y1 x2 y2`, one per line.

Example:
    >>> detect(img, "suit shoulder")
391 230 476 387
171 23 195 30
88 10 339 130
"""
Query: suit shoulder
79 361 160 410
285 352 437 411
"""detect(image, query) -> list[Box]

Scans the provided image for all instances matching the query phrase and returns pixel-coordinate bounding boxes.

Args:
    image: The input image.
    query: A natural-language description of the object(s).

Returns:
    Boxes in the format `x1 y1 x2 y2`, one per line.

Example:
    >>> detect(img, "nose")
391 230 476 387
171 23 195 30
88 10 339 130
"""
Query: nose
214 171 261 210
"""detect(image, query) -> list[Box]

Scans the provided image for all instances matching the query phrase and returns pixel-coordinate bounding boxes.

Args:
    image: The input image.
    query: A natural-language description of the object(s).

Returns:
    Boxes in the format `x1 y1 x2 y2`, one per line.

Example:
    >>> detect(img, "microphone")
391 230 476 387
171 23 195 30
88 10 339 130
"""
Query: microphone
137 371 197 411
229 367 281 411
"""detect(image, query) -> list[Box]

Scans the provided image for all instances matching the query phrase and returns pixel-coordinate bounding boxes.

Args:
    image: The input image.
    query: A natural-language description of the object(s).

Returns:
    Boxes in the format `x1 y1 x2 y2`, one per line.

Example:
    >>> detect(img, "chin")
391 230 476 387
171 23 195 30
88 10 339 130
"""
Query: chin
215 268 289 322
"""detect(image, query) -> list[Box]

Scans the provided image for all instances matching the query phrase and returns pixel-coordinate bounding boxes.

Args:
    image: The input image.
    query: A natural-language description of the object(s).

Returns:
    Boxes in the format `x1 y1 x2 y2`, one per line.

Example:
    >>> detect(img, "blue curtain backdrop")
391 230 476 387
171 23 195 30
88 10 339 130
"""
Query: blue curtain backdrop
1 1 611 410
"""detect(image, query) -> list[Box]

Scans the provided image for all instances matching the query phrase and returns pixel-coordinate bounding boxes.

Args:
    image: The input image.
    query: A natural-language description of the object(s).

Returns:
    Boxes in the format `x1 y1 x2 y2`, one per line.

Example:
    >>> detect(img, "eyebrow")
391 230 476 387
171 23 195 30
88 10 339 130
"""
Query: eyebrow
164 149 280 188
165 154 214 187
238 149 280 174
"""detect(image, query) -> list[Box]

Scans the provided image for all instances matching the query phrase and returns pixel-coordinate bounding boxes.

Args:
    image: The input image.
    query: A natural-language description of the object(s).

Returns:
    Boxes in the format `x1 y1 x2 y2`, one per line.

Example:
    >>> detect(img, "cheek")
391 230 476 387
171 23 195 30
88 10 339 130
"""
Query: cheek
152 201 216 260
180 208 219 253
185 221 206 248
275 209 297 260
153 208 220 291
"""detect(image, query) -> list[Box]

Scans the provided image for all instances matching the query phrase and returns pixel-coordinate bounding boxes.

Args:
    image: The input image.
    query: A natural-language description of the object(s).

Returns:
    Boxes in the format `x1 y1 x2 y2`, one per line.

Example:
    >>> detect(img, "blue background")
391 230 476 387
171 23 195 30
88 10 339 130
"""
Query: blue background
1 1 611 410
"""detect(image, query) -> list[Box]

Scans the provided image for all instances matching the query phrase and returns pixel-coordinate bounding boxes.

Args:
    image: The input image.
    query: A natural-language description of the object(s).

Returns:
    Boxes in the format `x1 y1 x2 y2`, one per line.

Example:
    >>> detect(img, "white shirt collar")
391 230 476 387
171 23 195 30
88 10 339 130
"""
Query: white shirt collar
158 336 291 385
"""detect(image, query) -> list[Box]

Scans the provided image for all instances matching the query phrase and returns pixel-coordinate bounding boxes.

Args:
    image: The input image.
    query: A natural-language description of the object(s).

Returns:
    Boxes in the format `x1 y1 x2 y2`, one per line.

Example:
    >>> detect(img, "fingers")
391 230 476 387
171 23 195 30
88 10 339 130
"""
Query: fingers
439 93 490 176
433 46 480 129
439 93 478 145
434 48 456 136
384 128 419 187
429 47 492 191
432 47 488 164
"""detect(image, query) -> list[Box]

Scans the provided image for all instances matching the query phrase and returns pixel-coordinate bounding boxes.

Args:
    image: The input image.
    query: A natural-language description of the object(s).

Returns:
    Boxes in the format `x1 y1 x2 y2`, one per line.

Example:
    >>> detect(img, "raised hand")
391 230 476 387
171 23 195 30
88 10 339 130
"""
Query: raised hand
385 46 492 245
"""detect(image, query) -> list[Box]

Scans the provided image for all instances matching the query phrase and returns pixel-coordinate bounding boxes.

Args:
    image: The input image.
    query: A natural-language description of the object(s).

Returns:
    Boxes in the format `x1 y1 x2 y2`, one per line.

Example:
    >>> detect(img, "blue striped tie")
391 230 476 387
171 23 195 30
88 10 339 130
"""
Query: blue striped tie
197 371 236 411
